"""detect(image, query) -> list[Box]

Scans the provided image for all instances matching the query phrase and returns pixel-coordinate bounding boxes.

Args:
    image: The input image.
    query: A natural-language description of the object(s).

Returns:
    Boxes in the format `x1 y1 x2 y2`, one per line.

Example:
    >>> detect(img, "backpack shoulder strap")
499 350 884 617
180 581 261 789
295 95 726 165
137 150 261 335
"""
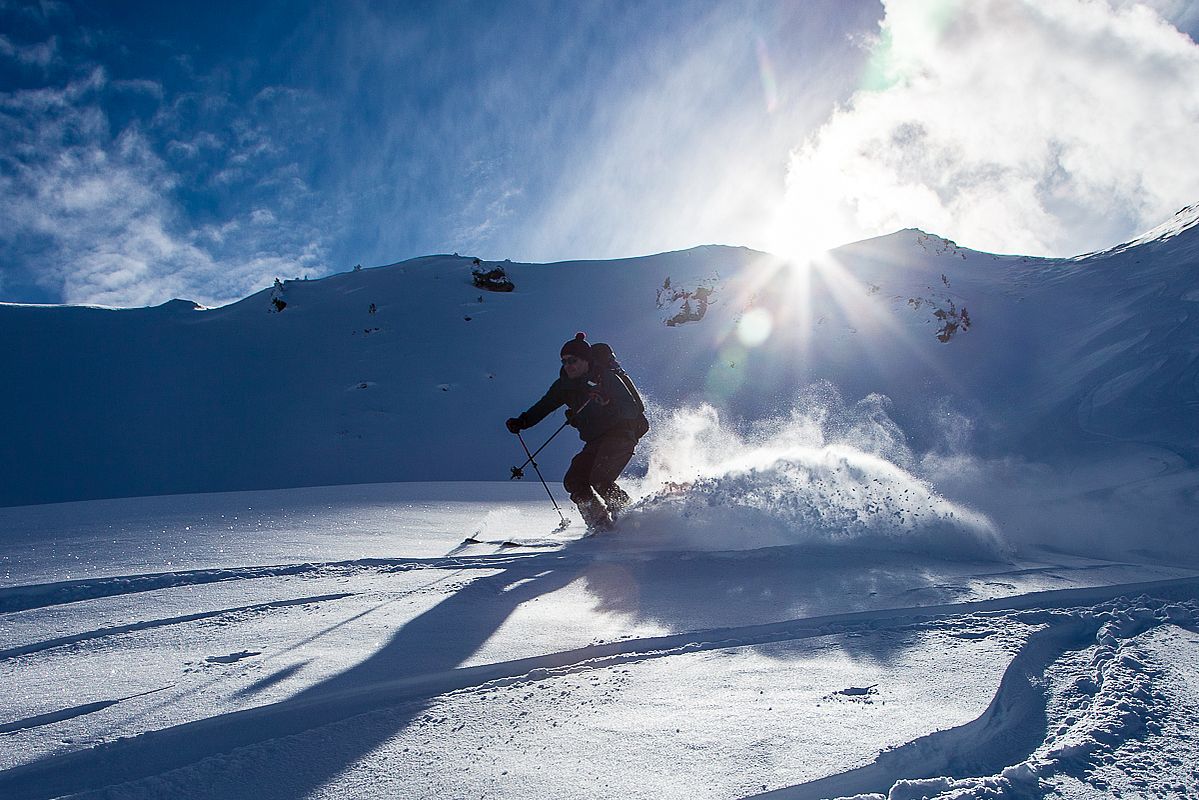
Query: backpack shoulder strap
613 367 645 414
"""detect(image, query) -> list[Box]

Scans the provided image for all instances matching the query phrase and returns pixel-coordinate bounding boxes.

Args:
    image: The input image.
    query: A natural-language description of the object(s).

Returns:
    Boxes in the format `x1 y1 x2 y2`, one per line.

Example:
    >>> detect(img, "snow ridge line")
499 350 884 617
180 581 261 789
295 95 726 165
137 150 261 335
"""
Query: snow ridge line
0 592 354 661
748 616 1100 799
757 602 1199 799
0 554 531 613
2 576 1197 800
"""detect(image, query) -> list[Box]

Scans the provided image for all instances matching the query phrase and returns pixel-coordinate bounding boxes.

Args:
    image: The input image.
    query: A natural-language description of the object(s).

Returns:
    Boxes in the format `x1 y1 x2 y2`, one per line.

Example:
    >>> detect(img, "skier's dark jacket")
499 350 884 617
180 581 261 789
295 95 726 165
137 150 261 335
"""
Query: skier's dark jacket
515 360 648 443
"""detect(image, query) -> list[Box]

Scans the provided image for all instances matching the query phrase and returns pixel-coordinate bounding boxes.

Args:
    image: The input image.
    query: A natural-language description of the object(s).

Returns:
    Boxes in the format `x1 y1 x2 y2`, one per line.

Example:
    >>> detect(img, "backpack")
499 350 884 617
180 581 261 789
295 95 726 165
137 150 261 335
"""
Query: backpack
590 342 650 439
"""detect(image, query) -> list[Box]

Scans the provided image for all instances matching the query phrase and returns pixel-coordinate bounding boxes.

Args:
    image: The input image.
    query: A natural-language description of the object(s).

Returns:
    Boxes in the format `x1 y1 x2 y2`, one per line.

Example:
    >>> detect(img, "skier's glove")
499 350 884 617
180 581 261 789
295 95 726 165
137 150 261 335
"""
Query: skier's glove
505 417 522 434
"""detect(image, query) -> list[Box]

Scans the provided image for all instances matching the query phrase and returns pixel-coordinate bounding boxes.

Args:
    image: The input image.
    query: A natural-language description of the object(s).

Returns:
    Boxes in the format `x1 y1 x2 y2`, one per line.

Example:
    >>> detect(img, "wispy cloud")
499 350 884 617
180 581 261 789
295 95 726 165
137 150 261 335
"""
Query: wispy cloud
508 3 877 263
0 54 327 306
0 33 59 67
772 0 1199 257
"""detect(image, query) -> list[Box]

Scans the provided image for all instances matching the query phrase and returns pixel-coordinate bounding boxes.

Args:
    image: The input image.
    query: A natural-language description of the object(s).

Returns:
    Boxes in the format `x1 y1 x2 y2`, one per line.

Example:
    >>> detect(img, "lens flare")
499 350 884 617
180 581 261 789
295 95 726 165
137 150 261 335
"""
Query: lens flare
756 36 780 113
737 307 773 347
705 343 747 400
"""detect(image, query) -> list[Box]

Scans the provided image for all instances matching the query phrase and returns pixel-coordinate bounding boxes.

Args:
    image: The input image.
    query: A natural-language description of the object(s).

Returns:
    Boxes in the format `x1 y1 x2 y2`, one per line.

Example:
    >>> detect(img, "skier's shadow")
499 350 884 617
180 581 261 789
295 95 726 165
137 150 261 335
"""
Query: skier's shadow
300 547 582 694
267 543 585 796
0 542 584 800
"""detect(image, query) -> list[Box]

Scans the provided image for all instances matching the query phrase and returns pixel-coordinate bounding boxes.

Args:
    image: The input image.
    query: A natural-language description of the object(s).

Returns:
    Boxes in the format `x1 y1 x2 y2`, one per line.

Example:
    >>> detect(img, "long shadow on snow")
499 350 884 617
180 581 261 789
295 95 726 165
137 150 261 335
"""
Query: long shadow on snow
0 544 586 799
580 542 1008 665
0 538 1007 798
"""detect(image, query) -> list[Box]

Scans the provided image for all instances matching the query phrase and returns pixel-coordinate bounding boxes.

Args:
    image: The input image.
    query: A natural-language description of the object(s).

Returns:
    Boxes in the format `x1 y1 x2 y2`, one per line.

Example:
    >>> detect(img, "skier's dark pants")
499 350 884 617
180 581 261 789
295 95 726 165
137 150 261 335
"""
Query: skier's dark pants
563 430 636 508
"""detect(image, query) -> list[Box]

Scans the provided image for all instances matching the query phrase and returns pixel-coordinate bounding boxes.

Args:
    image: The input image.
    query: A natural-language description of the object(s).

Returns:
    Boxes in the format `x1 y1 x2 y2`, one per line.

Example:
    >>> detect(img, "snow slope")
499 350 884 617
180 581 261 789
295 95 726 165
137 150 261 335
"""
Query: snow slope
3 209 1199 798
0 484 1197 799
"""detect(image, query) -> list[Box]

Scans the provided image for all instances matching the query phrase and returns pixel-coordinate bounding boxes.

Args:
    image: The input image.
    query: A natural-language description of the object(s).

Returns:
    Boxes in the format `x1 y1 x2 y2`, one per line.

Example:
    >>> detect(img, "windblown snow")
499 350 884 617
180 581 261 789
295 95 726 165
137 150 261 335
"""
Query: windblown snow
620 401 1004 559
3 209 1199 798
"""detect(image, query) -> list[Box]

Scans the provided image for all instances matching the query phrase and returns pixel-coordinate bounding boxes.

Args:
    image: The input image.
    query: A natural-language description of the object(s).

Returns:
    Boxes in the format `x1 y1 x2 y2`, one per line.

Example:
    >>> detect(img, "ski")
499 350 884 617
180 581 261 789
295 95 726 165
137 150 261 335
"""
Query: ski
461 515 577 548
458 534 567 548
458 505 623 549
498 537 568 548
460 521 613 548
496 526 610 546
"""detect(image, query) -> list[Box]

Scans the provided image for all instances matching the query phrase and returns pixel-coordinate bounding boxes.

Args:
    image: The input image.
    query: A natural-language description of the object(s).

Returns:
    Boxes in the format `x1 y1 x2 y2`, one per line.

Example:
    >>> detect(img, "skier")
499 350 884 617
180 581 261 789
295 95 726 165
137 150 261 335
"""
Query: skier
506 333 649 531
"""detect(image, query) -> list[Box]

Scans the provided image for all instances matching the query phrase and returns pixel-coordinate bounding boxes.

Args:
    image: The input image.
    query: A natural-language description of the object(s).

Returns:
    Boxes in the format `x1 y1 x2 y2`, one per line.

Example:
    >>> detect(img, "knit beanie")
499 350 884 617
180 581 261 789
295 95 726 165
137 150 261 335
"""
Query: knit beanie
560 331 592 361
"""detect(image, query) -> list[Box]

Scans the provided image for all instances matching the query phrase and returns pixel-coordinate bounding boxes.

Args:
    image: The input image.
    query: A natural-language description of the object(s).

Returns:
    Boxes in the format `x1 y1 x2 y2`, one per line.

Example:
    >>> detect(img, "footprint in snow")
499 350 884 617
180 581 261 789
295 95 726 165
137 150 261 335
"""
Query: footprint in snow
825 684 879 702
206 650 261 664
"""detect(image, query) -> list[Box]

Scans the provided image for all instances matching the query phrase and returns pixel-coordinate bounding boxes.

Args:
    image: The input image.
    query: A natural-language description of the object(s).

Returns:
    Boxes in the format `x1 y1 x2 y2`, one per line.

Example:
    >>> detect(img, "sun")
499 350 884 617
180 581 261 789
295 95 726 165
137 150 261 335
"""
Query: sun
764 192 861 268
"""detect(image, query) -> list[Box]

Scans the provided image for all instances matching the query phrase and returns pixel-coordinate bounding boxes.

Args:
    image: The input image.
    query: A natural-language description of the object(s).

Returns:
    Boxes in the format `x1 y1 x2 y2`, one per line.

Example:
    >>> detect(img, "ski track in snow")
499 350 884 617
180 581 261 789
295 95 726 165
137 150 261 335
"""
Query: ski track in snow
0 544 1158 617
0 553 532 613
0 593 354 661
0 687 174 737
2 574 1197 800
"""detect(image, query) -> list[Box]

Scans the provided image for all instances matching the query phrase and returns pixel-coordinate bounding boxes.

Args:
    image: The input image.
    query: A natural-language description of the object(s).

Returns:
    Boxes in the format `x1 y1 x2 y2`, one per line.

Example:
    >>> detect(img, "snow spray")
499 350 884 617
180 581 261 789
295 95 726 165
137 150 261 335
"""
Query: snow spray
620 386 1007 559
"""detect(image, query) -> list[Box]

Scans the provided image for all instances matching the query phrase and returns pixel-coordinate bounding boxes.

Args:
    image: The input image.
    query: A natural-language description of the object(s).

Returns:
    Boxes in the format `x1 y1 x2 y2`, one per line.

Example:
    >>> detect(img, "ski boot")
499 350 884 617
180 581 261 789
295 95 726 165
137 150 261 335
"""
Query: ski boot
597 483 630 521
572 492 613 533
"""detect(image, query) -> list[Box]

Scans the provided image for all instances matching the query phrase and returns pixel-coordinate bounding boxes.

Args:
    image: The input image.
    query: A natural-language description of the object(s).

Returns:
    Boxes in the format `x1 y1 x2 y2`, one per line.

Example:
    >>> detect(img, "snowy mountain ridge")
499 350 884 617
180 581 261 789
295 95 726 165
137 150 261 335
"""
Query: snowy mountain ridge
5 212 1199 557
1085 202 1199 256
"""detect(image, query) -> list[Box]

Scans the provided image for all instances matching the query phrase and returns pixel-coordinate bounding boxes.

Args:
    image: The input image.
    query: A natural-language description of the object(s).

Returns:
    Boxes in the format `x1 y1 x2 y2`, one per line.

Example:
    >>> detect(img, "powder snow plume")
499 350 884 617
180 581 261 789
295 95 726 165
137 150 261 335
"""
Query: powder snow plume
620 388 1007 560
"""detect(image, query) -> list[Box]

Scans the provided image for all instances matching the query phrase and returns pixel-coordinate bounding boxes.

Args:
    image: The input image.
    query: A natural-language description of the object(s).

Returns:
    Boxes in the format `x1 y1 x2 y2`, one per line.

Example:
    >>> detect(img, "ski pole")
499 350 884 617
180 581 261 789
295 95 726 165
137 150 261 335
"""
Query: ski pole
510 419 570 479
515 430 568 525
509 397 593 479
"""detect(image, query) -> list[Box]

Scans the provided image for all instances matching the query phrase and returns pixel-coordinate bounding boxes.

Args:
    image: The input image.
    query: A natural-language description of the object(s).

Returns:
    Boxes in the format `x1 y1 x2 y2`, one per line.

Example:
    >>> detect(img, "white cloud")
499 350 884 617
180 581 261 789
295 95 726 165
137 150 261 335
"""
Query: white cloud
165 131 222 160
1134 0 1199 33
111 78 164 99
451 157 521 251
772 0 1199 257
0 72 325 307
0 33 58 67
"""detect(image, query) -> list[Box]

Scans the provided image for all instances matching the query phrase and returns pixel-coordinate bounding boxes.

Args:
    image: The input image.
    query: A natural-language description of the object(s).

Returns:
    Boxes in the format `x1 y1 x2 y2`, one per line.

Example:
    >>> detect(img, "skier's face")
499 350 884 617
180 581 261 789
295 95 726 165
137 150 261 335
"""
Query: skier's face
561 355 589 379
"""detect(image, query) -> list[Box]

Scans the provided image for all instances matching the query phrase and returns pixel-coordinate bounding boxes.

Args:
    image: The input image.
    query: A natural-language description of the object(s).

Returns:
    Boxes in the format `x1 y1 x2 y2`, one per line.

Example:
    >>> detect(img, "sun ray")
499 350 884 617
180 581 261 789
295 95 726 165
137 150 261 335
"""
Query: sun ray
808 245 968 391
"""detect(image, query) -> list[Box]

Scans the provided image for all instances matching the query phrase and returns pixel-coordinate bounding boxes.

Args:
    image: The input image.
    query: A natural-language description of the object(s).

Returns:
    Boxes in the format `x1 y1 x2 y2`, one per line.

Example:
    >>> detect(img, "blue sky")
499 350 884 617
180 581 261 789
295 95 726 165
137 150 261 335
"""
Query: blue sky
2 0 1198 307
